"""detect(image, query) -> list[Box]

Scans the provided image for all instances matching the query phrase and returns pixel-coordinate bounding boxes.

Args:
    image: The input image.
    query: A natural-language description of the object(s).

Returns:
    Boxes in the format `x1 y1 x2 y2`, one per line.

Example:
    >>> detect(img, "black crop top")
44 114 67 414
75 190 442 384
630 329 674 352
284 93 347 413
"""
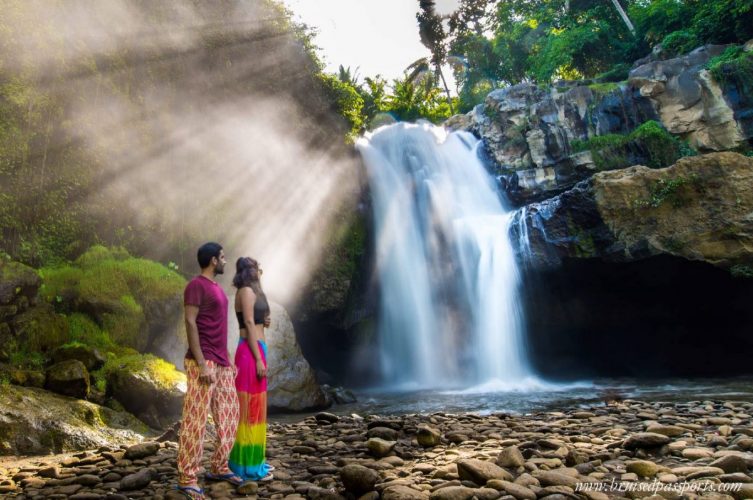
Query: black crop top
236 292 270 328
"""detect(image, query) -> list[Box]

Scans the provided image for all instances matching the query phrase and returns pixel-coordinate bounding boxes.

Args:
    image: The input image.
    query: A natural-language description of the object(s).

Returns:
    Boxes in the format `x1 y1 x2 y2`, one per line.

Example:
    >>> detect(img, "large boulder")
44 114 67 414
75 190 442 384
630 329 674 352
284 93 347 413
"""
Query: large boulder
51 343 106 371
629 44 746 151
266 302 329 412
45 359 90 399
514 152 753 270
0 385 148 455
106 354 186 430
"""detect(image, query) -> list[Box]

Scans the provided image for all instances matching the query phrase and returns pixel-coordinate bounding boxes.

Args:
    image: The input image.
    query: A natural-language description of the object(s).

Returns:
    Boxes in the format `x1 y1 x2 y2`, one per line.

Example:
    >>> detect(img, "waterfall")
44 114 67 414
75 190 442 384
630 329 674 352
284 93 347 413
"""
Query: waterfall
356 122 534 389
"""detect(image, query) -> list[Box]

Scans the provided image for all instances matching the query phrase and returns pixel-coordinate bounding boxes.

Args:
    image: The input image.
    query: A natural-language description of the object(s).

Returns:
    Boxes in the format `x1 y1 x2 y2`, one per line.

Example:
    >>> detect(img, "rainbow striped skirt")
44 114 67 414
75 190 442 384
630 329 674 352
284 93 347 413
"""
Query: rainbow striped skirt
229 339 271 480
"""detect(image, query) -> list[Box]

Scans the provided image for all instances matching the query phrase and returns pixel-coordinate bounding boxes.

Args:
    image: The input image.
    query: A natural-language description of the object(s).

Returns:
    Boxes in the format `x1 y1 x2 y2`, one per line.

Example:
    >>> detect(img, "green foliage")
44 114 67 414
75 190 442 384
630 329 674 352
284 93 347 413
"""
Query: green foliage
730 264 753 278
40 245 185 350
708 47 753 95
573 120 690 170
99 352 184 391
635 175 700 209
660 30 699 57
317 73 365 143
443 0 753 102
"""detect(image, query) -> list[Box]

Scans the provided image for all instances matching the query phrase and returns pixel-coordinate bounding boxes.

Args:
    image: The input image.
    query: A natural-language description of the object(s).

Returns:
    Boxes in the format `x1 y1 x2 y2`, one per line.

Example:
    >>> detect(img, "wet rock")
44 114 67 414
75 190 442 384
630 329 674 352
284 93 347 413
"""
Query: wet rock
417 426 441 448
119 469 153 490
383 485 430 499
626 460 662 477
124 442 160 460
340 464 379 495
624 433 672 449
237 480 258 495
368 426 399 441
367 438 396 458
457 459 513 485
497 446 526 468
709 455 751 473
45 360 90 399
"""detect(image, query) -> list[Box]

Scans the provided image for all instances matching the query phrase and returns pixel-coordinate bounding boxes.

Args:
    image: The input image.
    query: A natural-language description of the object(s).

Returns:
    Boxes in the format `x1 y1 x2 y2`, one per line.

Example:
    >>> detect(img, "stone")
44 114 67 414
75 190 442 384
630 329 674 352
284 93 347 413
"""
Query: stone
497 446 526 468
487 480 537 500
624 433 672 449
51 344 106 372
417 426 441 448
367 438 396 458
532 471 580 489
709 455 751 473
682 448 715 459
383 485 430 499
368 427 399 441
340 464 379 495
45 360 90 399
266 302 329 412
238 481 259 495
124 442 160 459
315 412 340 424
627 460 662 477
0 385 145 455
457 459 513 485
119 469 153 490
645 424 686 437
428 486 478 500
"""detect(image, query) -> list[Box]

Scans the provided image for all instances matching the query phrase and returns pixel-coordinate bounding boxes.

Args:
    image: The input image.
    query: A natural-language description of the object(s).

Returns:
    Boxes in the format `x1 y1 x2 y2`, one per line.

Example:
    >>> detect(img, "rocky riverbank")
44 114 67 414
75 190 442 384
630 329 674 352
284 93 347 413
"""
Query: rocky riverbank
2 399 753 499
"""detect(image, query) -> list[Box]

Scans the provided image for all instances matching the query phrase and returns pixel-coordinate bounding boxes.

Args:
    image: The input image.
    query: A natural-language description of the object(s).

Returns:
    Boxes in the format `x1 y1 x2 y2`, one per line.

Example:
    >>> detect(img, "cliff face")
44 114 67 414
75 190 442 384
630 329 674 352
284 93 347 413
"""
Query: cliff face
456 42 753 207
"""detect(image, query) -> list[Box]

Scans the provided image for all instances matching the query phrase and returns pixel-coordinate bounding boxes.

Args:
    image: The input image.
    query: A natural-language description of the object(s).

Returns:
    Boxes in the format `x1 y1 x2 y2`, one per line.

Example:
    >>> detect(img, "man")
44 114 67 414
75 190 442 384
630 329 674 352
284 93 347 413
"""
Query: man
177 242 240 498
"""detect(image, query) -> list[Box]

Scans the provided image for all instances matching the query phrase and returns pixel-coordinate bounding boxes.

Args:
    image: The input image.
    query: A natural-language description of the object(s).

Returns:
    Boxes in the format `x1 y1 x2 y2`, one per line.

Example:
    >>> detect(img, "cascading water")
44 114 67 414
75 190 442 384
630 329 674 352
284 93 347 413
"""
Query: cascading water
357 122 535 390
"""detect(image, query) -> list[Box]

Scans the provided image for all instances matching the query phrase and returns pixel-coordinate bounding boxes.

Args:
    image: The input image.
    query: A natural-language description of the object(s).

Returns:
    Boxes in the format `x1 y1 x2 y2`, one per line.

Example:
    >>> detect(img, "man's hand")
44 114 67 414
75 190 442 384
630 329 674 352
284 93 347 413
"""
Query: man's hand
264 315 271 328
198 362 214 385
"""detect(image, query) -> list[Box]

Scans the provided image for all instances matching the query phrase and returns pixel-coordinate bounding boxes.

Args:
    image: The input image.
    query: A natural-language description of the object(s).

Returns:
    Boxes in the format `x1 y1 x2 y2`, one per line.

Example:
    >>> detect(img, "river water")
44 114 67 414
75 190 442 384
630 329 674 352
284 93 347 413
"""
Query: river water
271 377 753 421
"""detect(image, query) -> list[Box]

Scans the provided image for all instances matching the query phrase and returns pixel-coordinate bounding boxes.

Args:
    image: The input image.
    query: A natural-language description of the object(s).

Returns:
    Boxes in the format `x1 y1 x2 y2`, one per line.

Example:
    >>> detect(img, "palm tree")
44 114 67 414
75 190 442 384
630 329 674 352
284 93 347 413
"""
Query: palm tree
415 0 455 114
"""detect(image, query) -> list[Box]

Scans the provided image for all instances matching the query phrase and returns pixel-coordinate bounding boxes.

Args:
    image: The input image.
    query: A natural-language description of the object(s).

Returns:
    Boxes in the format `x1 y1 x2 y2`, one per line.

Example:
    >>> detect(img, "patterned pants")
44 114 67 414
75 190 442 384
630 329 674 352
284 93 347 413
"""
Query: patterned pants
177 359 239 485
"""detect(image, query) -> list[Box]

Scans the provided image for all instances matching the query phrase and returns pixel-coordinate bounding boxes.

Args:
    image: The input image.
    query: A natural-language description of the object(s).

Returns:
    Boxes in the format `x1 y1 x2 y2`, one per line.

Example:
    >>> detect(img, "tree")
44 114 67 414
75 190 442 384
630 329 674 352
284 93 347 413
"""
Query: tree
416 0 455 113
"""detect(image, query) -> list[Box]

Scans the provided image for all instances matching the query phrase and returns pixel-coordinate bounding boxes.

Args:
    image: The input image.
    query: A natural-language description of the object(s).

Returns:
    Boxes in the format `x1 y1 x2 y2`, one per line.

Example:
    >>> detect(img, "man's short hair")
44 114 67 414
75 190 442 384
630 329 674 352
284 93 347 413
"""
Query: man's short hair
197 242 223 269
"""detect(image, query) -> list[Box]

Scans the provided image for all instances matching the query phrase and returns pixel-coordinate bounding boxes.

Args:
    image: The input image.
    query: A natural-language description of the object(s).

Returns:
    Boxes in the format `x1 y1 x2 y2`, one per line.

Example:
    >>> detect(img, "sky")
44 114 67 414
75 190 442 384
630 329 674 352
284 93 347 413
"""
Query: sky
282 0 460 83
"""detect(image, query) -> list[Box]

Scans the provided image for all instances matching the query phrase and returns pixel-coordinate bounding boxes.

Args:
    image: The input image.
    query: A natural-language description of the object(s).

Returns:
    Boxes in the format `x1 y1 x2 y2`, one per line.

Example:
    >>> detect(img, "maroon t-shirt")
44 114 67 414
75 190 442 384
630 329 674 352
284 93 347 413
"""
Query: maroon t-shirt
184 275 230 366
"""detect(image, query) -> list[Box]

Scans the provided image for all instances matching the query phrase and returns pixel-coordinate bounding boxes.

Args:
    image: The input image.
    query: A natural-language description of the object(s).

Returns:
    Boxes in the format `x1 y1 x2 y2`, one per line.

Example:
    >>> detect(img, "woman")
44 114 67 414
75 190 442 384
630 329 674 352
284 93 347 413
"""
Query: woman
227 257 273 482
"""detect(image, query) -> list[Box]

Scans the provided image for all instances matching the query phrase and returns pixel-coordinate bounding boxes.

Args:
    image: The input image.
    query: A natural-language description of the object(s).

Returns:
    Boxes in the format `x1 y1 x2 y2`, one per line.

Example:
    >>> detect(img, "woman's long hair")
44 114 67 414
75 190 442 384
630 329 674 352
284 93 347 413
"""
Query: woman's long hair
232 257 264 296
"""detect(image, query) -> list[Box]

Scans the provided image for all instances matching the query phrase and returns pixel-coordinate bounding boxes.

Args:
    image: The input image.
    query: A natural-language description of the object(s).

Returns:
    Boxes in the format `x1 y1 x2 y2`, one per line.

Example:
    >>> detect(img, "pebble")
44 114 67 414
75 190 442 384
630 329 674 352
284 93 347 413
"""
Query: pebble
1 400 752 499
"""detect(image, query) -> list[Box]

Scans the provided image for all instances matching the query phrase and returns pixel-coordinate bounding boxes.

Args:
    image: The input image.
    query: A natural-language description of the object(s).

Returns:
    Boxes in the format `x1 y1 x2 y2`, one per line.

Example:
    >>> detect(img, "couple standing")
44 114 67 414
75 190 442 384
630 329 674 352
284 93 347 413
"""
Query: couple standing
176 242 273 499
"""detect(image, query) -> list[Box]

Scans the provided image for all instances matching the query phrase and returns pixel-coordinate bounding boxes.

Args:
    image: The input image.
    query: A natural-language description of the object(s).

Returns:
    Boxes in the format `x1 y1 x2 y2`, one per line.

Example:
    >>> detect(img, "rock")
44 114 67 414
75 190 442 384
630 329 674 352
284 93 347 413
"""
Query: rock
457 459 514 485
0 385 146 455
671 466 725 478
497 446 526 468
709 455 751 473
315 412 340 424
428 486 478 500
383 485 429 500
265 302 329 411
367 438 396 458
731 484 753 500
0 261 41 305
368 426 399 441
340 464 379 495
645 424 686 437
119 468 153 490
3 368 45 388
487 480 537 500
682 448 715 459
51 344 106 371
627 460 662 477
624 433 672 449
629 44 746 152
106 354 186 429
532 471 580 489
515 152 753 271
45 360 90 399
417 426 441 447
124 441 160 459
237 480 258 495
308 486 346 499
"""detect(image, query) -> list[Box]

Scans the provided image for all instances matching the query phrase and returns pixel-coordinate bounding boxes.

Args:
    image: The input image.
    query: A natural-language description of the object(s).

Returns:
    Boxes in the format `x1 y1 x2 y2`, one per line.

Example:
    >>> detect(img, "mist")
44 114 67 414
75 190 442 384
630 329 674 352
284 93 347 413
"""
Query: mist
0 0 360 304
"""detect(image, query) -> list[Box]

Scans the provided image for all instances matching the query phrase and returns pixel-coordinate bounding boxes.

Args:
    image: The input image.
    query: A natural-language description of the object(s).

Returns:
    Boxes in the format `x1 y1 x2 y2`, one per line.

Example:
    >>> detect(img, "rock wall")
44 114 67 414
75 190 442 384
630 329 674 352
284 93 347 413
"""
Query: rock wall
513 152 753 271
459 42 753 206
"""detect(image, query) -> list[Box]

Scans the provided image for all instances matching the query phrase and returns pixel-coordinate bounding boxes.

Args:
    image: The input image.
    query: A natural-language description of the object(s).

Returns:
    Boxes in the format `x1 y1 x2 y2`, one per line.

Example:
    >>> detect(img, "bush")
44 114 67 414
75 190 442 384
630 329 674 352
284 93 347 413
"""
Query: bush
660 30 700 57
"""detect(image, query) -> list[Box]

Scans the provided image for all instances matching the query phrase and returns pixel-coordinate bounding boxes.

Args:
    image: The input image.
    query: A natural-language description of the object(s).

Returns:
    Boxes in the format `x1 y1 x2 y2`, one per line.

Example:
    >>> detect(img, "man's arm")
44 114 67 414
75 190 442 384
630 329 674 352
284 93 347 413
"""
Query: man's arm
185 305 213 384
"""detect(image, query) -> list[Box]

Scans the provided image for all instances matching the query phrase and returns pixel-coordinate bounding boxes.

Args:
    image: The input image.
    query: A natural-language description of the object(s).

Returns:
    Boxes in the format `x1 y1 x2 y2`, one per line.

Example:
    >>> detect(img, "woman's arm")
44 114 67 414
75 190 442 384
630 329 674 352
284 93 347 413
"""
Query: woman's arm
239 287 266 380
